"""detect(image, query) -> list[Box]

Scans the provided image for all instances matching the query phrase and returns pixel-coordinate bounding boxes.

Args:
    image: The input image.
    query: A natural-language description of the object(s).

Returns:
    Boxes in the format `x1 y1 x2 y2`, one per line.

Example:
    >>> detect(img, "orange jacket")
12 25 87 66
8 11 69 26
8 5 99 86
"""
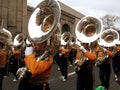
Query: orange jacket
12 50 21 60
76 50 97 61
24 54 53 78
97 47 113 58
0 49 7 65
59 47 69 57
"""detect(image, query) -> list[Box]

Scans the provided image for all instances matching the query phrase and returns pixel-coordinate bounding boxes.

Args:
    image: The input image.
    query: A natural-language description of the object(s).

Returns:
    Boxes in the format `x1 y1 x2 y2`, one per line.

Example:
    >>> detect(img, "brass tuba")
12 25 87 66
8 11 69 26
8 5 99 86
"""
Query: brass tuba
61 32 71 45
13 33 25 51
98 29 119 47
0 20 13 50
28 0 61 44
75 16 103 43
69 36 76 46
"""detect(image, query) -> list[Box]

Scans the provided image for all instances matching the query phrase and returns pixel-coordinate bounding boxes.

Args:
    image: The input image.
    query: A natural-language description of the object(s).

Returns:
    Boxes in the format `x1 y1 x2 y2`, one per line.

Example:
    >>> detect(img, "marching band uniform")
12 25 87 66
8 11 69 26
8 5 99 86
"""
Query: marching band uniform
18 41 53 90
112 46 120 82
75 44 97 90
68 45 77 66
97 47 113 90
9 49 22 81
59 45 69 81
0 42 7 90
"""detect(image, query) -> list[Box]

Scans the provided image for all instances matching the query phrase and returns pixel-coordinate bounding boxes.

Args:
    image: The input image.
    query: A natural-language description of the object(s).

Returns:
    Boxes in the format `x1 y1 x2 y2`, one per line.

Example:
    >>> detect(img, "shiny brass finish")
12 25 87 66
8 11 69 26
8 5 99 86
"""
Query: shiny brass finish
75 16 103 43
99 29 119 47
28 0 61 43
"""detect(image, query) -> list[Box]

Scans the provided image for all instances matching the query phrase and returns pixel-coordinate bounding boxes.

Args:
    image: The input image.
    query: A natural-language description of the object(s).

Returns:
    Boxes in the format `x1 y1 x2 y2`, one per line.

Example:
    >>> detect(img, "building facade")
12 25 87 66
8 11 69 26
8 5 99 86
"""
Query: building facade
0 0 84 38
0 0 27 37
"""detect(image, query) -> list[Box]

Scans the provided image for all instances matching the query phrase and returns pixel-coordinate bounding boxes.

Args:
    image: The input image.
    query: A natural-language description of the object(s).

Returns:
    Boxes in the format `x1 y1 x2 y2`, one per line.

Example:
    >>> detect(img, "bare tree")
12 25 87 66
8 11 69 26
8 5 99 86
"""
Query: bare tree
101 14 120 30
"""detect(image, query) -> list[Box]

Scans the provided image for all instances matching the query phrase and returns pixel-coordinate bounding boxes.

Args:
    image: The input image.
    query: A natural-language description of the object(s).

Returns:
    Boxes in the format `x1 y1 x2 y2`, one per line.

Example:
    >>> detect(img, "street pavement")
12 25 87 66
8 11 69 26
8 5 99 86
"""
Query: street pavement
3 63 120 90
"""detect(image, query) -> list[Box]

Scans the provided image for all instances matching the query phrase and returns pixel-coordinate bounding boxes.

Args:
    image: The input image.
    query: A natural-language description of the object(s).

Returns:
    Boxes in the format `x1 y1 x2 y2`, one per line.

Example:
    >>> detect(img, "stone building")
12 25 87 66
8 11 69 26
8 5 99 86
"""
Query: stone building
0 0 84 38
0 0 27 37
27 1 85 37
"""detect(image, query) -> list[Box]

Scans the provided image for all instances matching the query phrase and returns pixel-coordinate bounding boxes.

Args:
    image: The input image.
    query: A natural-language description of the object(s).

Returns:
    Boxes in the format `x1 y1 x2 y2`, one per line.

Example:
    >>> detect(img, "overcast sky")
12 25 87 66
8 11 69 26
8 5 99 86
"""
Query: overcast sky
27 0 120 18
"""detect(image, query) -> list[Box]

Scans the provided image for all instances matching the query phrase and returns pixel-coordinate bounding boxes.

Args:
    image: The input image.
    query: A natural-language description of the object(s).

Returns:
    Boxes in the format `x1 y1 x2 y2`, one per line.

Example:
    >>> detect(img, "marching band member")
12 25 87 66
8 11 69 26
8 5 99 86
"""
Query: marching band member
112 45 120 84
9 46 23 81
17 0 61 89
18 40 53 90
59 44 69 81
0 26 12 90
75 41 97 90
96 46 113 90
68 37 77 66
0 41 7 90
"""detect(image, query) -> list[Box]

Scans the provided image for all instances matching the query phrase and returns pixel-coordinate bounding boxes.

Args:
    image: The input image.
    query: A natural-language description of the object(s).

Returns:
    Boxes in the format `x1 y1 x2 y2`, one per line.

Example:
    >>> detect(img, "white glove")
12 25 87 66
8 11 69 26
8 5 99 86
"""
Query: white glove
25 46 33 56
16 67 28 80
103 48 107 52
79 46 87 53
74 60 79 64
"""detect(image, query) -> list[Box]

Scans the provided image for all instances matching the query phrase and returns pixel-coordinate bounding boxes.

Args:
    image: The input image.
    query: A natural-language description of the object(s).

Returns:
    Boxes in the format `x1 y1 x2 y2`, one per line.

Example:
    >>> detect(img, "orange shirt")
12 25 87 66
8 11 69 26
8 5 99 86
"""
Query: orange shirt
24 54 53 78
76 50 97 61
0 49 7 65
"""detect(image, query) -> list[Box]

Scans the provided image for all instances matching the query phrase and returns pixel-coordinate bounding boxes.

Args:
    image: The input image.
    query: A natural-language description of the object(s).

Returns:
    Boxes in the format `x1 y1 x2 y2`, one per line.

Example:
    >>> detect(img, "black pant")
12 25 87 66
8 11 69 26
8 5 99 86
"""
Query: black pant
77 67 93 90
99 64 111 89
27 83 50 90
112 59 120 77
59 56 68 79
0 68 5 90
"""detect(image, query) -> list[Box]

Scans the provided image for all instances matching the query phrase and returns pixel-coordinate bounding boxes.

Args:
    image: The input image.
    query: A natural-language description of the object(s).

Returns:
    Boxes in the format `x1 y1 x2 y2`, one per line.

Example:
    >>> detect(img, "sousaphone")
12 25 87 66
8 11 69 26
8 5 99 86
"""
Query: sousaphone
0 20 13 50
61 32 71 45
75 16 103 43
28 0 61 44
99 29 119 47
13 33 25 51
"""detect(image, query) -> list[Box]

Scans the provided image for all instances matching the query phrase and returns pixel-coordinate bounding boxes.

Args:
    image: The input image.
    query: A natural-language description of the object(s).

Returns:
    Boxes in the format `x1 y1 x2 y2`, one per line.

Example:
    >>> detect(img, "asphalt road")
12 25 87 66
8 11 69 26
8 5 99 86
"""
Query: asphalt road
2 63 120 90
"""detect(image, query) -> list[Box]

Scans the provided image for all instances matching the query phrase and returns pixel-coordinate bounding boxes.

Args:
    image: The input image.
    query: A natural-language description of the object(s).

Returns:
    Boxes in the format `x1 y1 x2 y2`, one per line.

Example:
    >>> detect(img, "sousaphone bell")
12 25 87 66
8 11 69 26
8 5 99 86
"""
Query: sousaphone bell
75 16 103 43
28 0 61 44
99 29 119 47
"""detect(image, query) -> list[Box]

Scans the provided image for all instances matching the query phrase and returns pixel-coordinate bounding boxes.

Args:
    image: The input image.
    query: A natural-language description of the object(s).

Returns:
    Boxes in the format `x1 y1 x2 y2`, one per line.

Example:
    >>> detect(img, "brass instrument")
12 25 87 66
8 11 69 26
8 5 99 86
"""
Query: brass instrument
69 36 76 46
75 16 103 43
13 33 25 51
28 0 61 44
0 20 13 50
51 23 61 46
74 53 88 73
74 16 103 72
17 0 61 80
26 38 32 46
61 32 71 45
99 29 119 47
95 50 108 67
95 29 119 66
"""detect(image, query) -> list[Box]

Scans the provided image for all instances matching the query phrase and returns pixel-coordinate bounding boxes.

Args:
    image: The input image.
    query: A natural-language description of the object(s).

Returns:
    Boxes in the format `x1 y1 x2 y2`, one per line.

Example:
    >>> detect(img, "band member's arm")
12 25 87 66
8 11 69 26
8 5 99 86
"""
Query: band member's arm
59 47 69 56
75 51 82 60
75 50 82 64
116 46 120 51
79 46 97 61
24 54 53 77
0 50 7 65
106 50 113 57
